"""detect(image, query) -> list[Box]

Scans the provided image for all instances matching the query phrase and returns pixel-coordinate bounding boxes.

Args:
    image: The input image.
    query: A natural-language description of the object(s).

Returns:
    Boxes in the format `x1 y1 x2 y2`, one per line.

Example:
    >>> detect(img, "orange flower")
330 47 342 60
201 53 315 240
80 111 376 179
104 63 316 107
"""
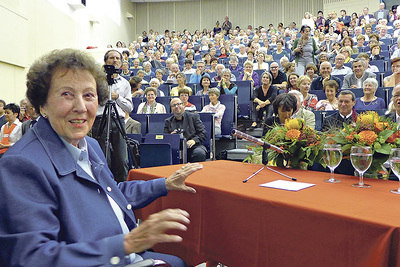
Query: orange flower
374 121 389 132
358 130 378 145
387 131 400 143
285 129 301 141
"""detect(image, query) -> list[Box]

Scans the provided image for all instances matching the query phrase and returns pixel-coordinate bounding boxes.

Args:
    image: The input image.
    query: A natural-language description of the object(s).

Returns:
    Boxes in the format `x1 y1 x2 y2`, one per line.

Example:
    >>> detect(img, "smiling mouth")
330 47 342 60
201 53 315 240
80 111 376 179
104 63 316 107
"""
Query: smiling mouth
70 119 86 126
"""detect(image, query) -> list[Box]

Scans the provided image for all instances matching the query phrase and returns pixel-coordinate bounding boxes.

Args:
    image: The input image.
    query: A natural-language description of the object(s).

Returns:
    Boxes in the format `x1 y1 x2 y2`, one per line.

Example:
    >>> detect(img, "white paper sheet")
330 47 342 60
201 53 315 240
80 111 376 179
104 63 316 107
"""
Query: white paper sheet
259 180 316 192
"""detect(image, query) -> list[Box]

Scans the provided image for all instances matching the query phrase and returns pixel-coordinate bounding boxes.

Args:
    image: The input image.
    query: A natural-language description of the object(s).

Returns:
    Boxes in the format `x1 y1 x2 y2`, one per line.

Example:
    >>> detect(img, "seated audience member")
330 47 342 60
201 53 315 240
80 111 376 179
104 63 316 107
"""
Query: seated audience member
170 73 192 96
0 103 22 158
339 47 353 63
161 58 175 76
0 100 6 128
121 61 131 77
316 80 339 110
331 53 352 75
165 63 180 84
237 44 248 58
239 61 260 87
284 62 296 77
321 90 357 132
251 72 277 129
142 61 155 77
131 58 143 69
201 88 226 136
354 78 386 110
212 64 236 82
355 34 366 49
384 58 400 87
342 58 376 89
228 56 243 72
21 100 40 135
270 61 287 89
218 69 237 95
286 73 299 92
205 57 218 73
124 111 141 134
196 75 212 96
272 40 289 59
155 69 165 84
219 47 229 58
279 56 290 72
369 44 385 61
189 61 206 84
262 93 298 135
298 75 318 111
384 84 400 122
179 88 196 112
182 59 196 74
136 70 148 84
305 63 318 81
330 42 342 58
253 52 269 72
391 38 400 59
357 53 379 73
144 49 163 69
137 87 166 114
129 76 145 98
149 78 165 96
203 53 212 68
164 98 207 162
341 37 359 54
378 25 392 39
246 51 256 63
311 61 342 90
288 90 316 129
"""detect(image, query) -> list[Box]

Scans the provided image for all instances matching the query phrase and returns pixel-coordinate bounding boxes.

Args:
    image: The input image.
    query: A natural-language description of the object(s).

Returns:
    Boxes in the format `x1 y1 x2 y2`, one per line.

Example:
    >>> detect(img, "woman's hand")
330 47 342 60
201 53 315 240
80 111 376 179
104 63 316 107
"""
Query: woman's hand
165 163 202 193
124 209 190 254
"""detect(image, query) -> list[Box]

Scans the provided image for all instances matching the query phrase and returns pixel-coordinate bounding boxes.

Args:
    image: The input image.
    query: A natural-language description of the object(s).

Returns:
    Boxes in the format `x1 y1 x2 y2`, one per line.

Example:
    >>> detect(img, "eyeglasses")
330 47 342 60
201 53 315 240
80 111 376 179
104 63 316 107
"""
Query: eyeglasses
393 95 400 99
172 103 183 108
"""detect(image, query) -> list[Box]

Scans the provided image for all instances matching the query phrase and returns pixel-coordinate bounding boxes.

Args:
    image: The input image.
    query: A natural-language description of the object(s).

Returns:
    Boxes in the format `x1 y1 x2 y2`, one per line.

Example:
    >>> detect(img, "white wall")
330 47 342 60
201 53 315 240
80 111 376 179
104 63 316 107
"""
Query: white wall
0 0 136 104
323 0 380 17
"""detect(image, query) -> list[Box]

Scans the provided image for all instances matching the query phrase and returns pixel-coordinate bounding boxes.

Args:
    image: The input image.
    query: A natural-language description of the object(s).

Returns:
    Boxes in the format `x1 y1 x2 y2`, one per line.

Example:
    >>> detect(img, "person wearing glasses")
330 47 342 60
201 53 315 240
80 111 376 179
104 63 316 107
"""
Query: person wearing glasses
385 84 400 123
164 98 207 162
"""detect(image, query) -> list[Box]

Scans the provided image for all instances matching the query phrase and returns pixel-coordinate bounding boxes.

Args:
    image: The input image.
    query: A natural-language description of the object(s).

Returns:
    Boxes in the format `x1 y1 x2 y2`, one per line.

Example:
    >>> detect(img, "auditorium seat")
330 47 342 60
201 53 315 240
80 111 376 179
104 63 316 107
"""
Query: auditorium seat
198 112 215 160
145 133 186 164
140 143 172 168
129 113 148 136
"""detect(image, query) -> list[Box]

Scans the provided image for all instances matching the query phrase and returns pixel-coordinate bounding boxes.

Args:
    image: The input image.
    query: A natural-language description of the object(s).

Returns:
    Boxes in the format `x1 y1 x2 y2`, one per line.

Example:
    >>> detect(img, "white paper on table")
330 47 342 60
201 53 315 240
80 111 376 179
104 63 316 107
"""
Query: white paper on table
259 180 316 192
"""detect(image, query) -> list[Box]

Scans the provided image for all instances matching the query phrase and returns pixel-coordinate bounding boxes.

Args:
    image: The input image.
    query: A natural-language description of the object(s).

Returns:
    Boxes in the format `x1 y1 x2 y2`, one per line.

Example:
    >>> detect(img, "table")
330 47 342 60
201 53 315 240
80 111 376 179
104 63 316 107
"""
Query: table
128 160 400 267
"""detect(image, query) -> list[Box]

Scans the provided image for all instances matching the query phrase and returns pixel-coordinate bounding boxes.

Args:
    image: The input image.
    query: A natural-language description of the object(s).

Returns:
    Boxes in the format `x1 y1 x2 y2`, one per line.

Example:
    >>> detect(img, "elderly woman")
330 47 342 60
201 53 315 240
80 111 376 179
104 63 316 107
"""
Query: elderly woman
298 75 318 110
0 103 22 158
341 37 359 54
142 61 154 77
196 75 211 96
316 80 339 110
384 58 400 87
201 88 226 136
285 73 299 92
0 48 202 267
179 88 196 111
370 44 385 61
251 72 277 128
121 61 131 77
137 87 166 114
340 47 353 63
148 78 165 97
155 69 165 85
170 73 192 96
354 78 386 110
239 61 260 87
262 93 298 135
253 52 269 71
217 69 237 95
292 25 319 76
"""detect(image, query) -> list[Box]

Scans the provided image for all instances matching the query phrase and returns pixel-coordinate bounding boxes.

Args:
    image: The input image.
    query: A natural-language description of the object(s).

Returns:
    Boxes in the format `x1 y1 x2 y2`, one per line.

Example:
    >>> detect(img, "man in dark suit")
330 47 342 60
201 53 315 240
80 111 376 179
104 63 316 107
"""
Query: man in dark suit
164 98 207 162
359 7 374 25
339 9 351 27
0 100 6 128
374 3 390 21
385 84 400 123
311 61 342 90
322 90 357 132
21 101 40 135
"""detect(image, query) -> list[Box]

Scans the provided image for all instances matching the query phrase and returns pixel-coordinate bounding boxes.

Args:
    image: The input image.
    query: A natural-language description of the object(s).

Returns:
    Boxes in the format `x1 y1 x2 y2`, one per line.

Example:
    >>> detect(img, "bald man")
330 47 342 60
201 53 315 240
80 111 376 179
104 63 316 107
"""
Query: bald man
310 61 342 90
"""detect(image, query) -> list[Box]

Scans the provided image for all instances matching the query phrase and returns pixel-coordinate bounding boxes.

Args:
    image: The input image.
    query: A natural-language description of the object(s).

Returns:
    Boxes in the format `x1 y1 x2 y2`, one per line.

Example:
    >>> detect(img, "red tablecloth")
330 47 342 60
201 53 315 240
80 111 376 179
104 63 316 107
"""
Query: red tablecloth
128 160 400 267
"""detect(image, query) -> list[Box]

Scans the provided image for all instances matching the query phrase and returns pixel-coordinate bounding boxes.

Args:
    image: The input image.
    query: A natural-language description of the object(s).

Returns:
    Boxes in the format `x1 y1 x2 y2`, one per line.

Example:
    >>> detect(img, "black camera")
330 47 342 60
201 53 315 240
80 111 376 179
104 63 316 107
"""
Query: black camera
104 65 122 85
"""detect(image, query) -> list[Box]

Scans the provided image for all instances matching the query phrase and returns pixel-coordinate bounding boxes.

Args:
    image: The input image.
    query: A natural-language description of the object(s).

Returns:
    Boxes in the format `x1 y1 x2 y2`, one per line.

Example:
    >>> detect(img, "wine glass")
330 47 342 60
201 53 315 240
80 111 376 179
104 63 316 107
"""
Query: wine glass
350 146 372 188
389 148 400 194
322 144 342 183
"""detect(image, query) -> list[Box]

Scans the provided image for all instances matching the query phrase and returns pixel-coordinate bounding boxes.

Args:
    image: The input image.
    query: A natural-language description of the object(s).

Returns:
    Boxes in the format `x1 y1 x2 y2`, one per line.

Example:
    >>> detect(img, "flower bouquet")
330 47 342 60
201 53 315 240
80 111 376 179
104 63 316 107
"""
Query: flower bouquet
245 118 325 169
329 111 400 178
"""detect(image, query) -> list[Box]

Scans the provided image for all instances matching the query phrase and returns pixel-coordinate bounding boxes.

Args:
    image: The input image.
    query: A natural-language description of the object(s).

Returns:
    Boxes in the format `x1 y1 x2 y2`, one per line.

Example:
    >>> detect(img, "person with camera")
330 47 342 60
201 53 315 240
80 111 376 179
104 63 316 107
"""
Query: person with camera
91 50 133 183
292 25 319 76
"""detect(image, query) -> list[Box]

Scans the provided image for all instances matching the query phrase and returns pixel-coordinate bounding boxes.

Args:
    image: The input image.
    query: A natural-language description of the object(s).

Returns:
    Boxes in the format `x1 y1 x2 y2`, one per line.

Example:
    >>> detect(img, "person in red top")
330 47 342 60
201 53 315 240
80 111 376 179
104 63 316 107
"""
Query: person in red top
0 103 22 157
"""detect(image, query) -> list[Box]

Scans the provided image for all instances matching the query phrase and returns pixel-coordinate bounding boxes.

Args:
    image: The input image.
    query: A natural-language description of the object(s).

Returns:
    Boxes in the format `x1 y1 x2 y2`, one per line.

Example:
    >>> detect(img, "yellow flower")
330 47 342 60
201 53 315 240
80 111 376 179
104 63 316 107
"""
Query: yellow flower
285 129 301 141
285 118 303 130
358 130 378 145
358 111 379 125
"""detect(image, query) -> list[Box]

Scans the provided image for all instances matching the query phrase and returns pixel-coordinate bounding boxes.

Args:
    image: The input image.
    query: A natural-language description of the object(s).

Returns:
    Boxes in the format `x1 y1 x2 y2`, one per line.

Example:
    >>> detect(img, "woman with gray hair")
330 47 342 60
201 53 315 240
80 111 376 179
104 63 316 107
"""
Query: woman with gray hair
142 61 154 77
149 78 165 96
201 88 226 135
353 78 386 110
218 69 237 95
137 87 166 114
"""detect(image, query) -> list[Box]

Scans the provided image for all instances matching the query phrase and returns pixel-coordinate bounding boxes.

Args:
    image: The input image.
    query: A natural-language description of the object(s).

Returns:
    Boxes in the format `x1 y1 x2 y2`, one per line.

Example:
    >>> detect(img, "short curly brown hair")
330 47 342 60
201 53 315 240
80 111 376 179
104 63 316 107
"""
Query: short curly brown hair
26 48 108 112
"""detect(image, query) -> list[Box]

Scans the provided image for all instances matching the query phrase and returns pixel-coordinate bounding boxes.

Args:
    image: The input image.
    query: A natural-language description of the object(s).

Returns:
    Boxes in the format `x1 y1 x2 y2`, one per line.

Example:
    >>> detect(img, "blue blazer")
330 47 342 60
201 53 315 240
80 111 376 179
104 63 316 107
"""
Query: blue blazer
0 118 168 266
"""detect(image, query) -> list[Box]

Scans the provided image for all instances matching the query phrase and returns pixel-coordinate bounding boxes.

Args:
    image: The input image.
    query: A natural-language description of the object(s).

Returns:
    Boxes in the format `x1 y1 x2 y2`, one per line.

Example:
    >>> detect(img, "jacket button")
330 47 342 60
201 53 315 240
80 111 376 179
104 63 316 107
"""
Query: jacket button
97 189 100 194
110 256 120 265
127 204 132 210
107 187 112 192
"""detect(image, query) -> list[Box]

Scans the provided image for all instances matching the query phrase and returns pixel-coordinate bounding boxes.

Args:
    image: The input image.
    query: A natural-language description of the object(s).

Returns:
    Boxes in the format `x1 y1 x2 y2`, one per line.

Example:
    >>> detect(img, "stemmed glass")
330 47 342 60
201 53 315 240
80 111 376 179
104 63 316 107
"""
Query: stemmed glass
389 148 400 194
322 144 342 183
350 146 372 188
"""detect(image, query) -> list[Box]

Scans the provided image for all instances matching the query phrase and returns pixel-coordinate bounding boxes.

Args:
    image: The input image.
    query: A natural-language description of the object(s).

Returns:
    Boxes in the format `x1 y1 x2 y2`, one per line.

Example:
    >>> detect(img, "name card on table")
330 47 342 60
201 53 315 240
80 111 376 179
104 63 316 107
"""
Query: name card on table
260 180 316 192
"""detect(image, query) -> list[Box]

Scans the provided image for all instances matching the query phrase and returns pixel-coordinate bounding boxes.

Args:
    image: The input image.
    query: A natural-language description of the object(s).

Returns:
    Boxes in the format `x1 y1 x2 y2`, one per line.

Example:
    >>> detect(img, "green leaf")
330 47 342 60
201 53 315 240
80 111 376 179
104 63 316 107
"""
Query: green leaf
376 143 392 154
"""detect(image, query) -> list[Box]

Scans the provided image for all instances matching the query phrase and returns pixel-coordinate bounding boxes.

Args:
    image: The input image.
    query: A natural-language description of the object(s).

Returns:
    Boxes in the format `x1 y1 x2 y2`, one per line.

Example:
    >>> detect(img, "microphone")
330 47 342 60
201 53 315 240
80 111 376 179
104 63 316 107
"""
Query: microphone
232 130 283 153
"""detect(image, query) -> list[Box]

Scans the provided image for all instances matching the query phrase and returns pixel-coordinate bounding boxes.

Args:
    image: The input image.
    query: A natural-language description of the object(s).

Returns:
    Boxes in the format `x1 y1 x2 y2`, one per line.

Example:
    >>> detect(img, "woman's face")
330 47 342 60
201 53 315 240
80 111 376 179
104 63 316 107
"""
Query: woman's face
176 75 184 84
202 77 210 87
299 80 311 95
391 61 400 73
278 106 293 124
40 68 98 147
343 31 349 38
179 93 189 104
325 86 336 99
289 75 298 87
247 53 254 60
257 53 264 62
211 60 218 69
150 80 159 89
208 93 219 104
301 28 311 38
363 83 376 95
372 46 380 55
306 68 315 77
261 74 270 85
122 62 129 70
333 43 341 50
144 64 151 72
156 72 163 80
222 72 231 81
146 90 156 103
344 39 351 47
4 109 18 124
244 64 253 73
